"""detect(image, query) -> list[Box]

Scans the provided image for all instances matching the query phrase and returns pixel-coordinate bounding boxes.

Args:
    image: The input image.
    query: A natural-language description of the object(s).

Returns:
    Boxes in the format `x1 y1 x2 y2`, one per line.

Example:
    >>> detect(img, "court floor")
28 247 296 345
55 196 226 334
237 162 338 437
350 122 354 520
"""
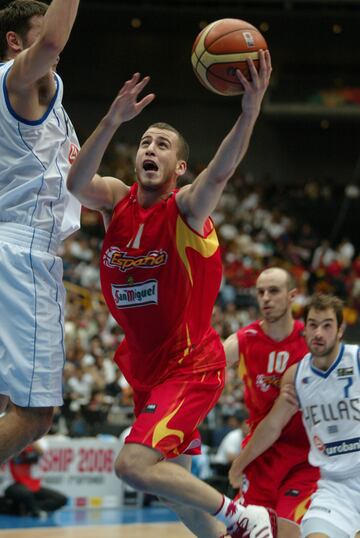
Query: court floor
0 507 192 537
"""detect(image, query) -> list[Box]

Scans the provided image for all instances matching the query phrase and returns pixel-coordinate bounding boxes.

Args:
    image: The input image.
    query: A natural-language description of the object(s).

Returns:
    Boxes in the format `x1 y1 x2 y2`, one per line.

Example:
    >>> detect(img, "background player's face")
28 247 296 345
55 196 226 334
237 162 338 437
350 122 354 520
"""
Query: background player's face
135 128 184 191
256 269 294 323
305 307 343 358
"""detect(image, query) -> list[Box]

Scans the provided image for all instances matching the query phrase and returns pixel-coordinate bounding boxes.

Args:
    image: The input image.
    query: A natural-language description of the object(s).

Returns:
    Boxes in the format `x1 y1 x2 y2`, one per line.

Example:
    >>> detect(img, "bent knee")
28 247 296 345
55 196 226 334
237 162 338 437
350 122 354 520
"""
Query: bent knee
115 452 154 491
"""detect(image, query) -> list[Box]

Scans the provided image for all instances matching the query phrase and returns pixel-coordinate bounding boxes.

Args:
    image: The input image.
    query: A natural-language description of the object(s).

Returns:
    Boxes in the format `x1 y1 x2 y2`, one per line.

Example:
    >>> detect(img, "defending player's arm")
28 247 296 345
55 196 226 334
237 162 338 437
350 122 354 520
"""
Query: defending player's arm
224 333 241 367
67 73 155 211
7 0 79 103
176 50 271 229
228 365 298 489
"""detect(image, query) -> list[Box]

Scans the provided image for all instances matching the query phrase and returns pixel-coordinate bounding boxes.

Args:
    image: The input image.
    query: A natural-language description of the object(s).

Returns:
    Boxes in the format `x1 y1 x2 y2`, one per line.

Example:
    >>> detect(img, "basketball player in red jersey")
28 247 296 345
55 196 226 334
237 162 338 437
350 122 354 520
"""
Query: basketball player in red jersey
67 52 276 538
225 267 320 537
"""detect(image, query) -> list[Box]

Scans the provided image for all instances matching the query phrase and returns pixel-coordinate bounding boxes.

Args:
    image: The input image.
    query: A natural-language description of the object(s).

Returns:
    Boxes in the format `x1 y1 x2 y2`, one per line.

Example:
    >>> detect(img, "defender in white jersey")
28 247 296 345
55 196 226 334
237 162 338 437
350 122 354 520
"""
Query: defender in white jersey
229 293 360 538
0 0 81 464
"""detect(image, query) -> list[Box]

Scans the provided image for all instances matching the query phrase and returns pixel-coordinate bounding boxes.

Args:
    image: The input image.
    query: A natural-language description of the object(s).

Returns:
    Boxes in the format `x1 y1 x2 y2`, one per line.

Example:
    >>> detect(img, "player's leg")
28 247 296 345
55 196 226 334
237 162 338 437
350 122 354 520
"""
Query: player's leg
277 518 300 538
116 441 276 536
115 370 277 537
0 395 9 413
0 405 53 463
0 244 64 463
276 461 319 538
159 453 226 538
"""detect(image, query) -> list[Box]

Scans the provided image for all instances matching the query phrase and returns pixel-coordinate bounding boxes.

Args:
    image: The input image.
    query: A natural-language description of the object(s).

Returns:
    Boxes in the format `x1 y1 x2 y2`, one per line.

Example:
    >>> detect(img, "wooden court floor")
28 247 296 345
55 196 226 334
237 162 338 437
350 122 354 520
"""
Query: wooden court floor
0 523 192 538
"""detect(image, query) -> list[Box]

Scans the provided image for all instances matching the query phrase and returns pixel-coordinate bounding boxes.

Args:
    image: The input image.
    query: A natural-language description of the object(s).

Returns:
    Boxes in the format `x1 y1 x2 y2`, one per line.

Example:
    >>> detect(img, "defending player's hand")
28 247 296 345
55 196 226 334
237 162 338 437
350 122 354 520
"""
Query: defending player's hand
104 73 155 128
228 456 244 490
236 49 272 115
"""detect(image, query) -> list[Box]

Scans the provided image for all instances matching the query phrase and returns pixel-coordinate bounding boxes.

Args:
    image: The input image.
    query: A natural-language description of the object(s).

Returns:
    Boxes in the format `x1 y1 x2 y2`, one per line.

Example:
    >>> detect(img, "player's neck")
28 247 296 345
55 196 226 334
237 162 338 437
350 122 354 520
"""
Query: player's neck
261 316 294 342
137 180 176 208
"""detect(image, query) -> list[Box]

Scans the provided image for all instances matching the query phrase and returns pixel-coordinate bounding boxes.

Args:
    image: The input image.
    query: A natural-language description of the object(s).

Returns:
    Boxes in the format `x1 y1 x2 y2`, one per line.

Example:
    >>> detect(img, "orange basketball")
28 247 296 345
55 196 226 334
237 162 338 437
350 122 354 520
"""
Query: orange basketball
191 18 268 96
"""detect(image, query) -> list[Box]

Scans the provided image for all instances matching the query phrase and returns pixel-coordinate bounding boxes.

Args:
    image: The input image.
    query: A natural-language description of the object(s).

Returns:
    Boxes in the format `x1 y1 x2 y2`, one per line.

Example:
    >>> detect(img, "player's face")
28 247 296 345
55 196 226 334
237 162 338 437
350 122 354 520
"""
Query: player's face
256 271 293 323
135 128 185 192
305 307 343 358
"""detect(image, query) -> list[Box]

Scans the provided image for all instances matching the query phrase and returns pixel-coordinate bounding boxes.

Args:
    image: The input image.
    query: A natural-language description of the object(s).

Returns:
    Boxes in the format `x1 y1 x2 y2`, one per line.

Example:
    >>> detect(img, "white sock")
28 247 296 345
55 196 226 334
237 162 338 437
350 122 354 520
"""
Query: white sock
213 495 245 529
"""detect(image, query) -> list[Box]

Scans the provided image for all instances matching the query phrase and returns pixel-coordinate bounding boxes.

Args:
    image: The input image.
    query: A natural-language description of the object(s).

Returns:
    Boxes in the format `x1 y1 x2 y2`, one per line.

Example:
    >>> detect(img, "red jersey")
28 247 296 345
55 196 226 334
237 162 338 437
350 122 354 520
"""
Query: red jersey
100 184 225 391
237 319 308 445
9 446 41 492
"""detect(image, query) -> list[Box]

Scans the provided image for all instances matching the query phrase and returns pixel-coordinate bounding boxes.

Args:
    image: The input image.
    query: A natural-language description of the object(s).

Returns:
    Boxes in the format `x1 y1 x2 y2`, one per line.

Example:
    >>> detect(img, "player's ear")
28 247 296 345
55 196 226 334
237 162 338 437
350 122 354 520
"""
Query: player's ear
338 322 346 340
176 160 187 177
288 287 298 302
6 31 23 55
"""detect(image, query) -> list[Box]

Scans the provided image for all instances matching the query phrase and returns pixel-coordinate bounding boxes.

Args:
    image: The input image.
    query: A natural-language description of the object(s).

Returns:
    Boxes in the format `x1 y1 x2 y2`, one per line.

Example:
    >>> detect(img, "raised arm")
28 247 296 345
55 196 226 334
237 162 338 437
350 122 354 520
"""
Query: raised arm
228 365 298 489
67 73 155 212
176 50 271 231
7 0 79 95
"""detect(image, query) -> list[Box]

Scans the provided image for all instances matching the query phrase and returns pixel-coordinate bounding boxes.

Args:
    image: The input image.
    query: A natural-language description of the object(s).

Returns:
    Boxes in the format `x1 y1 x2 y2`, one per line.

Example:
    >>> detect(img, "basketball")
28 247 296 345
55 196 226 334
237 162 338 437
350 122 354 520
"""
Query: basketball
191 18 268 96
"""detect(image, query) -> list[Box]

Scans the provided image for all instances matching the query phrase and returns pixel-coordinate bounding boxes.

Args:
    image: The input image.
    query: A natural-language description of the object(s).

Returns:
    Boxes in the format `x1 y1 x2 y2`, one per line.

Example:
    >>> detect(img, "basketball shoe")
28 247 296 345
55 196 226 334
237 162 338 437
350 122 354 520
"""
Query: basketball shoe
227 504 277 538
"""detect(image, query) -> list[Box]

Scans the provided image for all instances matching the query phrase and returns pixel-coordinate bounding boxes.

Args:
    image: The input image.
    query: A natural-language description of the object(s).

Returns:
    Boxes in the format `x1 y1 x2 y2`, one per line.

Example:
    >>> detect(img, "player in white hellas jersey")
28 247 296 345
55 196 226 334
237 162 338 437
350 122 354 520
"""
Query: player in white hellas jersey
0 0 81 463
229 293 360 538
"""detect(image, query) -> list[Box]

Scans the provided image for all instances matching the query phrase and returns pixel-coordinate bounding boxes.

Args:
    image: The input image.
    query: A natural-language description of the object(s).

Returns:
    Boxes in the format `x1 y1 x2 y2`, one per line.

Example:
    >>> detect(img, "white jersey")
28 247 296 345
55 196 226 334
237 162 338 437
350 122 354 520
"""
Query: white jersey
0 60 80 241
295 343 360 479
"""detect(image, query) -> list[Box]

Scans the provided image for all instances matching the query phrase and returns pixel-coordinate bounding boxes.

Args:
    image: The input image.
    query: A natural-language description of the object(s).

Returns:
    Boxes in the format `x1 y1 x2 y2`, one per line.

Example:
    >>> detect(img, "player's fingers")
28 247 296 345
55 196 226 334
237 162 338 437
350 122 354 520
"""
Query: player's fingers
137 93 156 112
264 49 272 72
235 69 250 91
134 75 151 95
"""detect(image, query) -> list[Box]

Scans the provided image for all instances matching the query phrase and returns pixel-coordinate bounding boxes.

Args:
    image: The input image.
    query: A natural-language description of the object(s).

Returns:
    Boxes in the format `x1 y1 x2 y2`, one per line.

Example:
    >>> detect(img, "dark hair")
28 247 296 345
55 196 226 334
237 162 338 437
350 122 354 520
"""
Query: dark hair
304 293 344 327
0 0 47 60
148 122 190 162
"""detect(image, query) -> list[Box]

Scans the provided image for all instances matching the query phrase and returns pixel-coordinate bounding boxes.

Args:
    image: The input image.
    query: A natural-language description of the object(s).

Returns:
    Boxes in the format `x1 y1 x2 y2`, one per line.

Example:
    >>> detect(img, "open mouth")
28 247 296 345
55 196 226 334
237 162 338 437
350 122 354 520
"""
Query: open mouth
143 160 158 172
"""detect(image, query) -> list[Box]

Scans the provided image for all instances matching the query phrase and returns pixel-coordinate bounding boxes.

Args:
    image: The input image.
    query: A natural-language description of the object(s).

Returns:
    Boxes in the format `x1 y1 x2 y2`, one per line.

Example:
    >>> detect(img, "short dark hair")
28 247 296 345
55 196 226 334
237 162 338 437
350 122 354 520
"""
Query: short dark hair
0 0 48 60
148 122 190 162
304 293 344 327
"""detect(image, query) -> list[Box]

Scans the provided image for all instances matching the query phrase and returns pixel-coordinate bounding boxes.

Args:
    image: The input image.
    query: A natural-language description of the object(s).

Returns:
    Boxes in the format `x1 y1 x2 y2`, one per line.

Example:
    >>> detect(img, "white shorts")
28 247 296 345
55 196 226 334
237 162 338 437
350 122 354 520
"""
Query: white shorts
301 474 360 537
0 223 65 407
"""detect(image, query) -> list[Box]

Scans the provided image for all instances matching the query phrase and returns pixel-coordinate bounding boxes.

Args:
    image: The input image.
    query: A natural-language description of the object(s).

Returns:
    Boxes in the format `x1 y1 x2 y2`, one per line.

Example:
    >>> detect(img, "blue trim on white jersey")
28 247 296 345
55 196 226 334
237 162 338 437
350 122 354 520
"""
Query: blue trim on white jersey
27 229 38 407
310 343 345 378
294 359 305 409
3 68 59 125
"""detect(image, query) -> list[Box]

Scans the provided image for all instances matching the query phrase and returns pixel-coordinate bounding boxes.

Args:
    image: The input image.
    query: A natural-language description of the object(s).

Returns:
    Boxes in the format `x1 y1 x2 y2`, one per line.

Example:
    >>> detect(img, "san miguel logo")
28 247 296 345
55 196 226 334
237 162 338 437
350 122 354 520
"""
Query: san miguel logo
103 246 168 272
68 143 79 164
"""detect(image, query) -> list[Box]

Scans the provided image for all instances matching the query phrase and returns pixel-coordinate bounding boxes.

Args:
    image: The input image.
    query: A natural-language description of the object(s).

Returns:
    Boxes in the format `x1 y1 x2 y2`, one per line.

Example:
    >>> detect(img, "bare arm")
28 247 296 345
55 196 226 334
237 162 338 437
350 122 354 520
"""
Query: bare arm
176 50 272 231
67 73 155 211
223 333 240 367
7 0 79 92
228 365 298 488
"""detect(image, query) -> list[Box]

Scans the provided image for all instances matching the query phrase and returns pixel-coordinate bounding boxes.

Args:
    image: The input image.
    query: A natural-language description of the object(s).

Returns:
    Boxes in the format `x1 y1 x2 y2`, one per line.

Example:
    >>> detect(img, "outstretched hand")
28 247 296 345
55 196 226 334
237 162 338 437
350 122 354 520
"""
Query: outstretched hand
104 73 155 128
236 49 272 114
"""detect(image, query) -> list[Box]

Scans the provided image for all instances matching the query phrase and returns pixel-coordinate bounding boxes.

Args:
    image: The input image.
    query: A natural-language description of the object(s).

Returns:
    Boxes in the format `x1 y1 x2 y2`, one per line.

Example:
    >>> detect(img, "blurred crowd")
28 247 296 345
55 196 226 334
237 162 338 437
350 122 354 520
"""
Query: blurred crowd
58 139 360 443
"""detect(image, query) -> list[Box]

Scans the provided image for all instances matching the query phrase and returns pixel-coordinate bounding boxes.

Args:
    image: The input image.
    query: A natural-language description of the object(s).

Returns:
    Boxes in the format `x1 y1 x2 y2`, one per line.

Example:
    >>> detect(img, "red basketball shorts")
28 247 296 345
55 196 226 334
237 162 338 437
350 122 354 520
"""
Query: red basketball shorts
236 441 320 524
125 368 225 459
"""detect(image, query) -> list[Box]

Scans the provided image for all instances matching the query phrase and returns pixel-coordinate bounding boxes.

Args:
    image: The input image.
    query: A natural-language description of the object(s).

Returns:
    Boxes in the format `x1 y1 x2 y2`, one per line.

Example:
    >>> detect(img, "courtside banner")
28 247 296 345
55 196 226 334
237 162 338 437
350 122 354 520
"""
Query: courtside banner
0 437 125 508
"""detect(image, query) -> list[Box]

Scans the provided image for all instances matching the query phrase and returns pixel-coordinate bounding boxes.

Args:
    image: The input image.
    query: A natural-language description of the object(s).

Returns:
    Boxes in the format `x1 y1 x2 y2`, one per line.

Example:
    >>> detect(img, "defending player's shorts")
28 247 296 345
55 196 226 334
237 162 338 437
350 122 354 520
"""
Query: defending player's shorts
125 368 225 458
301 475 360 537
0 223 65 407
